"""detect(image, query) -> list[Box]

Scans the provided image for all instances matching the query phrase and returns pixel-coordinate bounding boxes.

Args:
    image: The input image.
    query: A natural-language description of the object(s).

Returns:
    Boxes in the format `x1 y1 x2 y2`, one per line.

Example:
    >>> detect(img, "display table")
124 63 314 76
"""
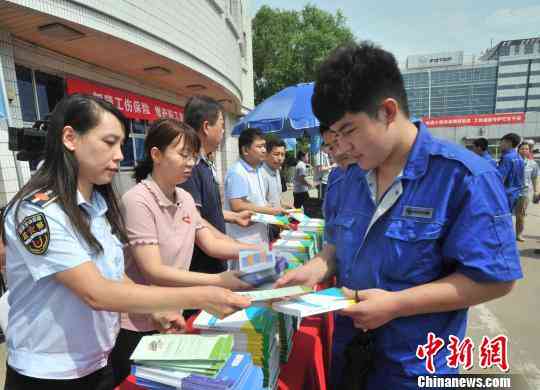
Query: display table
118 313 331 390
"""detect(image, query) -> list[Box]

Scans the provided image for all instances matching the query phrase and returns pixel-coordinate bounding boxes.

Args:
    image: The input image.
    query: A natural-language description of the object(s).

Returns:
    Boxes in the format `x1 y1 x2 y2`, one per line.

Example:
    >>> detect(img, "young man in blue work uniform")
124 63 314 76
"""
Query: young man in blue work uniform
472 137 497 168
498 133 525 212
276 42 522 389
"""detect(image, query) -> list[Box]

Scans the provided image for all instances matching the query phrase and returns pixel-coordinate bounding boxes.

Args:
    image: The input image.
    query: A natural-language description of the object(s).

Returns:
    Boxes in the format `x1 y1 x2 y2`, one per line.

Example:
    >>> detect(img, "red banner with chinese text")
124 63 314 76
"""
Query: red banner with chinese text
422 113 525 128
66 77 183 121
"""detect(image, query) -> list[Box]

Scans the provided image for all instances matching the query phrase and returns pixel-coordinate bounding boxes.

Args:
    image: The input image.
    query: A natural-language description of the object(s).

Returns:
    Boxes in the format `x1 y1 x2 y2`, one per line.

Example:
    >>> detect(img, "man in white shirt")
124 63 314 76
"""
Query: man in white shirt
293 151 313 208
261 135 291 208
224 128 285 247
313 149 333 200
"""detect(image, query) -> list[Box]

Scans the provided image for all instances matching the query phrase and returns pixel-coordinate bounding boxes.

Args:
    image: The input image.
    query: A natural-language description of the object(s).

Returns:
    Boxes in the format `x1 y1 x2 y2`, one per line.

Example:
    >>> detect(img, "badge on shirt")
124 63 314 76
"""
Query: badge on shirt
402 206 433 219
17 212 50 255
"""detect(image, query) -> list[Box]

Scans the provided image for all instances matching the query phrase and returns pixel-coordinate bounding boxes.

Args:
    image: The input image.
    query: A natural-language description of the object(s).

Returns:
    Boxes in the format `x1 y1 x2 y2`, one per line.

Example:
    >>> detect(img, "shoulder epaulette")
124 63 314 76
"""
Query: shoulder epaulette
27 190 58 208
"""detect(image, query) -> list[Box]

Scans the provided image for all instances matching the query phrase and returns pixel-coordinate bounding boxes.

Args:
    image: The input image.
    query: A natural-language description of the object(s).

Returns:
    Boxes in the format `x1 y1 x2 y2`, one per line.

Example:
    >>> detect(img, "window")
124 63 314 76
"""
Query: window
499 46 510 57
121 119 147 168
15 64 64 123
15 65 37 122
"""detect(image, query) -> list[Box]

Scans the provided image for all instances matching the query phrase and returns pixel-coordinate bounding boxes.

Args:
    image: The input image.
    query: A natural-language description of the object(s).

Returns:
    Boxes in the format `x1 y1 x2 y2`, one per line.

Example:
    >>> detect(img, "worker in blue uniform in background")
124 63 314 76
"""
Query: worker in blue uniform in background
276 42 522 389
498 133 525 211
471 137 497 168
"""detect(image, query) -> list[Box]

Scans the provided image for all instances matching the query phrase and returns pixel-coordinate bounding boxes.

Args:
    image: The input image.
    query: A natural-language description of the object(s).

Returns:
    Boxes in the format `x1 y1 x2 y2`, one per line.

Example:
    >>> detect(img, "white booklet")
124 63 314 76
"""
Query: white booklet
271 287 354 317
236 285 312 302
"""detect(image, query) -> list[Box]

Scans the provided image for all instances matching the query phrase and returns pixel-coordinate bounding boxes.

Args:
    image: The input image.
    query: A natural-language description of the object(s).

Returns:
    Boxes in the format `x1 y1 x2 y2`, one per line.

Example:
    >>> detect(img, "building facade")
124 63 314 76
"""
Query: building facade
401 38 540 156
0 0 254 204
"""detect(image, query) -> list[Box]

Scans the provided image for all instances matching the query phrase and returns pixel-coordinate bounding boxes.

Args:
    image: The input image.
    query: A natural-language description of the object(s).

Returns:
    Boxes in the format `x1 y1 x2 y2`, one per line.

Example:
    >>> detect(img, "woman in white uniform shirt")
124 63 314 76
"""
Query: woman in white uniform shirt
1 94 250 390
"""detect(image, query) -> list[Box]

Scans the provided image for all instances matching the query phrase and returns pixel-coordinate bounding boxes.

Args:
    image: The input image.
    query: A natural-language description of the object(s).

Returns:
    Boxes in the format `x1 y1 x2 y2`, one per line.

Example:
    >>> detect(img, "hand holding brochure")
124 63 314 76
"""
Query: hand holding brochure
271 287 355 317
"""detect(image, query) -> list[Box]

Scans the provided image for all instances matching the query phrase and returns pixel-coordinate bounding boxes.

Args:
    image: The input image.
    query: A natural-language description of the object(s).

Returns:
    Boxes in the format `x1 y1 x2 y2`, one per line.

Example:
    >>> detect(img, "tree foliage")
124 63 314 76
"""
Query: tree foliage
252 4 355 104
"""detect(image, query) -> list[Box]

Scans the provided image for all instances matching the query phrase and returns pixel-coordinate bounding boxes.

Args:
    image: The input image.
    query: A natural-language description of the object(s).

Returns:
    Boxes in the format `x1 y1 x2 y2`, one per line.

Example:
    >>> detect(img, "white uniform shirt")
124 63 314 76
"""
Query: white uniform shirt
5 191 124 379
261 162 282 208
224 159 269 246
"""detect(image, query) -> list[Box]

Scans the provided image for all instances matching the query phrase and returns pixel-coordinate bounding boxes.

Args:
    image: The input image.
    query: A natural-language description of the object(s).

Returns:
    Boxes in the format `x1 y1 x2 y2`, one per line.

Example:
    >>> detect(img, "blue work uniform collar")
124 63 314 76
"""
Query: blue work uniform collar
77 190 108 217
501 148 516 156
401 120 433 180
239 157 260 173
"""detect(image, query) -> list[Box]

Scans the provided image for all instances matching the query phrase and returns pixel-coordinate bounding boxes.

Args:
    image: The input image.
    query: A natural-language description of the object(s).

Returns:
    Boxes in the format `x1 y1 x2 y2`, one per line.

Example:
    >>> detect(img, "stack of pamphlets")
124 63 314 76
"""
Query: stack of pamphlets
279 230 322 252
272 287 354 318
193 307 281 389
296 219 325 249
132 352 263 390
129 334 263 389
277 312 296 363
271 239 316 264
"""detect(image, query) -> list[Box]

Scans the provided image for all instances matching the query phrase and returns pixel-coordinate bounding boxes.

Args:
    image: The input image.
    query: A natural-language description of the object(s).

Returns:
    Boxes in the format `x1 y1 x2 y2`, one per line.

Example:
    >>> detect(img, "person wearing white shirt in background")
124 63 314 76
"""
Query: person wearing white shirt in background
224 128 286 253
313 148 333 200
515 142 539 241
293 151 314 209
261 135 293 240
261 135 292 209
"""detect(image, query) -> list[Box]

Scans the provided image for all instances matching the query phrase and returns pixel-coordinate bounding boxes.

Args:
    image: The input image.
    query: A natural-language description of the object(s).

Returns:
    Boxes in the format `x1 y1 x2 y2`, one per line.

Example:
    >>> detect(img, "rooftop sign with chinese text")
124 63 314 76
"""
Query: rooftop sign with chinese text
422 113 525 128
66 77 183 121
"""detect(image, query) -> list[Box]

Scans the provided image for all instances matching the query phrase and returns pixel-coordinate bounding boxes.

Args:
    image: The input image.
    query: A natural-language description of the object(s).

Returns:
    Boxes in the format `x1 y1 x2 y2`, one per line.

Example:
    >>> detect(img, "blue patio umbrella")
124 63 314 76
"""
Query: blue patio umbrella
232 82 320 138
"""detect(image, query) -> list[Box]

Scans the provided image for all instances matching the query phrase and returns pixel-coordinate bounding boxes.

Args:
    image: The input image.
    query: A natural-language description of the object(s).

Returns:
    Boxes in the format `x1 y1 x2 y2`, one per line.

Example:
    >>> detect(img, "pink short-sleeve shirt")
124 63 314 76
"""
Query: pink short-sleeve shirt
120 177 204 331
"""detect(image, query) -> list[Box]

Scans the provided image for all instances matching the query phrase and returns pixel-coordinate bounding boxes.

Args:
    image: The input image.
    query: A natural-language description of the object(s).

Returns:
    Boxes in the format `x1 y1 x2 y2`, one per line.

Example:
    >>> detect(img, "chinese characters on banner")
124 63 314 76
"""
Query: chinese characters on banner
422 113 525 128
66 77 183 122
416 333 509 374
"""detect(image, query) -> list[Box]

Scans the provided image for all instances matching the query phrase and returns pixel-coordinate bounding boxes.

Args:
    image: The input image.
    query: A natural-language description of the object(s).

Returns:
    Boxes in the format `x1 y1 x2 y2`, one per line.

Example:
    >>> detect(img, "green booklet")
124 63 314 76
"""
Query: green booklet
130 334 233 364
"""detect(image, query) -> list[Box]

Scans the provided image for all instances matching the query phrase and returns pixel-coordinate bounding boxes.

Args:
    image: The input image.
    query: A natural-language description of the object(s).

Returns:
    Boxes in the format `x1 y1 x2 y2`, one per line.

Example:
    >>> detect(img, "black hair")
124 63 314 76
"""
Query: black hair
312 41 409 126
518 142 530 150
238 128 265 156
473 138 489 152
134 119 200 183
3 94 130 253
297 151 306 160
265 135 286 153
319 123 331 135
501 133 521 148
184 95 223 132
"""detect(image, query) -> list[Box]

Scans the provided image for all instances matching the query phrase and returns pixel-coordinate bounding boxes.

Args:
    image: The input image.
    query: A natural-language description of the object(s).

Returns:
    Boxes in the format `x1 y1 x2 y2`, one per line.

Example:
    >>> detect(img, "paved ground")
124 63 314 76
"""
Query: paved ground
0 192 539 388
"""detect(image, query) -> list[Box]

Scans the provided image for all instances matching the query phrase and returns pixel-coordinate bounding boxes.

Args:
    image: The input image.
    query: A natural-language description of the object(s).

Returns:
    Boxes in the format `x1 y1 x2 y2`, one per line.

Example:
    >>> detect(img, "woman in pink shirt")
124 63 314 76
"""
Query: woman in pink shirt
111 119 255 384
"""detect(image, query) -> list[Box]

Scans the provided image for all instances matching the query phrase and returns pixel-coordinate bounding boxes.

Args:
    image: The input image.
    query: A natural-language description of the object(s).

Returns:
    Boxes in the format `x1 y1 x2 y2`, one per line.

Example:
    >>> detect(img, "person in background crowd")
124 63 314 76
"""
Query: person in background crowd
498 133 525 212
277 42 521 389
515 142 539 241
261 135 291 240
313 146 332 201
292 151 313 209
261 135 290 209
1 94 250 390
472 137 497 168
110 119 255 385
319 125 357 224
224 128 285 247
180 96 252 277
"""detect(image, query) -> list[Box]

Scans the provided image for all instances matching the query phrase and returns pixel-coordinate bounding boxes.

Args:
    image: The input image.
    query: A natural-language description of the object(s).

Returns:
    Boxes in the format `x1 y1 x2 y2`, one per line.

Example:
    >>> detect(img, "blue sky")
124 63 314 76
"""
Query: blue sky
250 0 540 64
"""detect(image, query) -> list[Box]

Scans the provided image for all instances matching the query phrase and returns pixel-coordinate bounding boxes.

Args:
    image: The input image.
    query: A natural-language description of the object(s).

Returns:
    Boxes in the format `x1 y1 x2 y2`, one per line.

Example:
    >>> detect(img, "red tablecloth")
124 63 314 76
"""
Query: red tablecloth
118 313 330 390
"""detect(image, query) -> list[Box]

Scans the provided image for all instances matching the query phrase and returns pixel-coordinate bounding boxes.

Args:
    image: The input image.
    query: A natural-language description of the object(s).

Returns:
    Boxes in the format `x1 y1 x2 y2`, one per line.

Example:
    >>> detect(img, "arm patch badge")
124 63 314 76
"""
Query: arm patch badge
17 212 50 255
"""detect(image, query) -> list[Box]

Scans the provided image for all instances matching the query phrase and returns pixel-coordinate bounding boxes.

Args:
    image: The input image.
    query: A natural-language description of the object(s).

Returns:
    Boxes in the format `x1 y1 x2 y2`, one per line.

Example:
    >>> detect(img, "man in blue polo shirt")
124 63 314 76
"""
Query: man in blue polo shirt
277 42 522 389
498 133 525 211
